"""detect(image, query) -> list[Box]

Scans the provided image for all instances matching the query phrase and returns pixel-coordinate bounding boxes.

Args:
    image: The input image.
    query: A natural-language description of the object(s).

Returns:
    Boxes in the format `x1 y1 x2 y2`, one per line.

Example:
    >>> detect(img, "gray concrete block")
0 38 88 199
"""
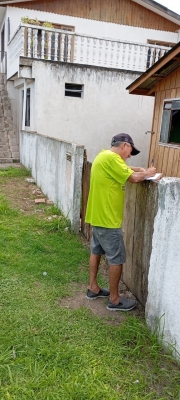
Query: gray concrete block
11 152 20 158
0 145 9 150
8 131 16 138
8 138 18 146
0 158 13 163
10 146 19 152
4 151 12 157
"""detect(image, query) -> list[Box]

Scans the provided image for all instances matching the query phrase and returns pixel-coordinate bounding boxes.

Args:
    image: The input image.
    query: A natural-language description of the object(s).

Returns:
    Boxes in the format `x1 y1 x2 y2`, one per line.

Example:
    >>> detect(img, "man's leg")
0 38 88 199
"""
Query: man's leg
86 253 109 299
89 254 101 293
107 263 136 311
109 264 122 304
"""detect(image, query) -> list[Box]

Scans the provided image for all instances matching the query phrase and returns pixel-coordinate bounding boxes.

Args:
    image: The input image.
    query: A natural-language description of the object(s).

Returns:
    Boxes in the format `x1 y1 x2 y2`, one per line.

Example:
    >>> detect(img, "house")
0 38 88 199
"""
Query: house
0 0 180 166
127 41 180 176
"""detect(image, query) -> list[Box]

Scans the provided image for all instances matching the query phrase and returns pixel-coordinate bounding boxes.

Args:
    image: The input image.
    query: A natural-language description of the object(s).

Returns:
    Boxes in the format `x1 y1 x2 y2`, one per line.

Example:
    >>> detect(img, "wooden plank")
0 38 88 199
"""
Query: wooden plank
161 146 169 176
123 181 137 290
169 70 177 90
157 145 165 172
164 88 171 99
171 148 180 177
159 79 165 91
130 182 148 304
148 94 158 166
166 147 175 176
149 90 164 167
125 0 131 25
164 75 171 90
155 90 165 145
175 68 180 87
175 159 180 178
81 150 92 240
176 87 180 98
170 88 176 99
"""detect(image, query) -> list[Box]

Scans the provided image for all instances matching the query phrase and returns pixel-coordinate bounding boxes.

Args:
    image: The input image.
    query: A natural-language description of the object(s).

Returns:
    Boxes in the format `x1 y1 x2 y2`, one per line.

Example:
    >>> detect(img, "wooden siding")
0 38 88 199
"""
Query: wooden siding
123 180 158 306
10 0 179 31
148 68 180 177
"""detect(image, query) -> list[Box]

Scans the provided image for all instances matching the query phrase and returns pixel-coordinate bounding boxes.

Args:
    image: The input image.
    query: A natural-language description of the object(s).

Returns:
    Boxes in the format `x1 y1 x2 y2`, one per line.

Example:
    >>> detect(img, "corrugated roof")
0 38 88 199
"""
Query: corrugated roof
127 42 180 96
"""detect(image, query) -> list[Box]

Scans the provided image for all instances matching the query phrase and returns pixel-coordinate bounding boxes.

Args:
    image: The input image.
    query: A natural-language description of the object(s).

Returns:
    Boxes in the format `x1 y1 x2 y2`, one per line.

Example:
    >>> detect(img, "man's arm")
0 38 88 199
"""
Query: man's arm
129 166 146 173
128 167 156 183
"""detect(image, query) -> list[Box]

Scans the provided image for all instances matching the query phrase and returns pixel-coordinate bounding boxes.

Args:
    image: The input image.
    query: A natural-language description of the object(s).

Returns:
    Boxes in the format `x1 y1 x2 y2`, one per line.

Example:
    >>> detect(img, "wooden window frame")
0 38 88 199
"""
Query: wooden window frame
160 98 180 145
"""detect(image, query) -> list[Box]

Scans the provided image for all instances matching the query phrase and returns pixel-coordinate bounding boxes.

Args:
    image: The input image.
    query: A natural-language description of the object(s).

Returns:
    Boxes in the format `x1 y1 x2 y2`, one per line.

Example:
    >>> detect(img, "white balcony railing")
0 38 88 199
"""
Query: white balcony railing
8 24 171 78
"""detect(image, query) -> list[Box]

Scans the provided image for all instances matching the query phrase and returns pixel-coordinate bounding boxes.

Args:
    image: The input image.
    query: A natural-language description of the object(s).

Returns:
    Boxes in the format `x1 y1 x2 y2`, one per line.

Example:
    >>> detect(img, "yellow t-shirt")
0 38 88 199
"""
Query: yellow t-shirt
85 150 133 228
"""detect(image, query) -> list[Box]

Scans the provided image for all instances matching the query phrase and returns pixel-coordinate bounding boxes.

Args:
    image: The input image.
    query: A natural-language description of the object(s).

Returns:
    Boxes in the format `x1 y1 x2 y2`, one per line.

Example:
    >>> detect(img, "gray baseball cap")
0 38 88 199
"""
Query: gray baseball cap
111 133 140 156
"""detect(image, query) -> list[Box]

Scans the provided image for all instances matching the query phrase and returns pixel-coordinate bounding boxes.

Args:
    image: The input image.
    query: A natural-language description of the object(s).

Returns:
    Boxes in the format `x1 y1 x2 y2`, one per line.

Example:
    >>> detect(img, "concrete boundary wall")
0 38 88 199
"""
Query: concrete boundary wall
123 178 180 358
146 178 180 358
20 131 84 232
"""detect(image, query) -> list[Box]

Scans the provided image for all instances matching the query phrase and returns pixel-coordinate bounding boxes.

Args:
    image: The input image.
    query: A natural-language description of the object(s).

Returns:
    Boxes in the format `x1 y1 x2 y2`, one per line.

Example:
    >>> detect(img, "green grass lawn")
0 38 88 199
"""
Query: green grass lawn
0 167 180 400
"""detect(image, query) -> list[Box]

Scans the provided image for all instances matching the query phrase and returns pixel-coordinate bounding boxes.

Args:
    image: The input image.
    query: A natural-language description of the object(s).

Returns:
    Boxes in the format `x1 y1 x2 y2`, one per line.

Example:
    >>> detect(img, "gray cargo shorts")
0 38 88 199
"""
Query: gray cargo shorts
90 226 126 265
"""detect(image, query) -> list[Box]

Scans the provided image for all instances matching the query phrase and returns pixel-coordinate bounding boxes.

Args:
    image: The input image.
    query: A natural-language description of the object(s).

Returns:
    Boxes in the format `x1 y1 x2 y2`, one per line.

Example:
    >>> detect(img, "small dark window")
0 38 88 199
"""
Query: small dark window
65 83 83 98
22 88 31 127
160 100 180 144
1 24 5 61
25 88 30 126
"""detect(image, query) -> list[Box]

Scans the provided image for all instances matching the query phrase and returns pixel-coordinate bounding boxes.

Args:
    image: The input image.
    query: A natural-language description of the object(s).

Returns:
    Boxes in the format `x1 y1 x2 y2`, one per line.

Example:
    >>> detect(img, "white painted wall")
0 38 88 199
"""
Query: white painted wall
3 6 179 49
19 60 153 166
146 178 180 359
20 131 84 232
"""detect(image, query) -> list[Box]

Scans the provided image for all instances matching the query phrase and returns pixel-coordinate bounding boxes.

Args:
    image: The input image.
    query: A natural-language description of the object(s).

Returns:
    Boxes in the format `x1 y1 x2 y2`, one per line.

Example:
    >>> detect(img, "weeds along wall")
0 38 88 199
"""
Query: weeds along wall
123 178 180 359
20 131 84 232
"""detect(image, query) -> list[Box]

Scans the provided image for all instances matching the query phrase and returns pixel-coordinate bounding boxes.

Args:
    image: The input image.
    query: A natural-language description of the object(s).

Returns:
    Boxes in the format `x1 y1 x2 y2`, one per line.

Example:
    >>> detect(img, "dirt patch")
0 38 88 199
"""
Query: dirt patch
0 163 145 324
0 163 49 215
58 282 144 325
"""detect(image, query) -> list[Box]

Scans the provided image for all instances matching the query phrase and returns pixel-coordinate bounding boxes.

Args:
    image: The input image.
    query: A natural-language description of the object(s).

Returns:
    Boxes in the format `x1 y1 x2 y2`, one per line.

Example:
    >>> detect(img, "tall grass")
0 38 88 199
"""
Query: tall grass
0 167 180 400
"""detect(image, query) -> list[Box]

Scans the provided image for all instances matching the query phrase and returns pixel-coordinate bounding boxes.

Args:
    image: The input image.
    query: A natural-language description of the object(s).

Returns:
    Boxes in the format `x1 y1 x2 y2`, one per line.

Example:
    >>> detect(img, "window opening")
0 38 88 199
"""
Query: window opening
22 88 31 127
160 100 180 144
1 24 5 61
65 83 83 98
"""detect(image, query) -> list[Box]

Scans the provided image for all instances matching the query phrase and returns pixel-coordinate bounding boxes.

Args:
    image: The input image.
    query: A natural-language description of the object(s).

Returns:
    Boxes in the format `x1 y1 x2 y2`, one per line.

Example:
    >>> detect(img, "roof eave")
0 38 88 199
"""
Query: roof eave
127 42 180 95
133 0 180 25
130 88 155 96
0 0 35 4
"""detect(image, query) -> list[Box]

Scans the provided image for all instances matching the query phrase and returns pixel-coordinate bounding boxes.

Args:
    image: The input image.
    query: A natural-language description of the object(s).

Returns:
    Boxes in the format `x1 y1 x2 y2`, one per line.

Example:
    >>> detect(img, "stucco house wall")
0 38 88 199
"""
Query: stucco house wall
18 59 154 165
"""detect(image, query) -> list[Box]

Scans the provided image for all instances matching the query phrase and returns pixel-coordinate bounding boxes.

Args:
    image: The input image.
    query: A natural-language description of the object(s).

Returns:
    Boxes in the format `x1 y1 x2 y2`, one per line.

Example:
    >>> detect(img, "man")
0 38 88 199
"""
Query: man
85 133 156 311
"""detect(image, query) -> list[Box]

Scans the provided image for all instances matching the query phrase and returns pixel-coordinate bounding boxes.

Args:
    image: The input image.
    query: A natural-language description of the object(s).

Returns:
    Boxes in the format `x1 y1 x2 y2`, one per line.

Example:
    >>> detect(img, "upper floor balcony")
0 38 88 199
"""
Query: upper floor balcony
6 23 171 80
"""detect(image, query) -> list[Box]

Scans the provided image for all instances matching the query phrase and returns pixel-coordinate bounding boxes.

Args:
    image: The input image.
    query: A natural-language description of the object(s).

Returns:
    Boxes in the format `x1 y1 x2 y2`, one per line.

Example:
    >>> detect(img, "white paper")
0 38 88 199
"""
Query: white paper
146 173 162 181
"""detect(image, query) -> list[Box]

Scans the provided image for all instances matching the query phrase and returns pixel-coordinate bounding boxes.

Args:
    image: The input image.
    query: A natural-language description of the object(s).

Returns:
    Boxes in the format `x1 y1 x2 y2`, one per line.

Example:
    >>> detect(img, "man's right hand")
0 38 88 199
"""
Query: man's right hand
146 167 157 177
128 166 157 183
